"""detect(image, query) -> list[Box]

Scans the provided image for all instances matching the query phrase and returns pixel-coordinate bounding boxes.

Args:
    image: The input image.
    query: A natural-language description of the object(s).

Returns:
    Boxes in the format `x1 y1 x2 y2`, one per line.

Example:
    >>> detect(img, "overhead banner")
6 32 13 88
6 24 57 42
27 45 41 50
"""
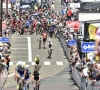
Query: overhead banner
84 23 98 40
79 13 100 21
69 3 80 9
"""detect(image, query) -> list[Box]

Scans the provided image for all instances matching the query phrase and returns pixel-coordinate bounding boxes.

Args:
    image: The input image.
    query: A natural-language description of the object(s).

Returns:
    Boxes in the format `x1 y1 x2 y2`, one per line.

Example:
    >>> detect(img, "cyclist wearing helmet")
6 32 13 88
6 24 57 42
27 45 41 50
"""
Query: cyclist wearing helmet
24 66 31 90
32 68 40 90
35 55 40 65
34 55 41 71
14 61 27 88
47 38 53 57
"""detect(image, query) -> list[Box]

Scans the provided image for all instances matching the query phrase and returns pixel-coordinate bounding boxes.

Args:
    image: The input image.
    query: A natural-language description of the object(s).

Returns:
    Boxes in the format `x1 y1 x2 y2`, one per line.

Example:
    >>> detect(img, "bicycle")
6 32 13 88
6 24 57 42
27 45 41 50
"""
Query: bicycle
18 77 29 90
48 48 52 59
37 38 42 49
34 79 40 90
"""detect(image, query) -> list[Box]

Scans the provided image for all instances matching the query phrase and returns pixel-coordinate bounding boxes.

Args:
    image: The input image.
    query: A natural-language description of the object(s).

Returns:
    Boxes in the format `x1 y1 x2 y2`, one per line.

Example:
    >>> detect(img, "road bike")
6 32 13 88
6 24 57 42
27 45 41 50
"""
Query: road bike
18 78 29 90
37 38 42 49
48 48 52 59
33 78 40 90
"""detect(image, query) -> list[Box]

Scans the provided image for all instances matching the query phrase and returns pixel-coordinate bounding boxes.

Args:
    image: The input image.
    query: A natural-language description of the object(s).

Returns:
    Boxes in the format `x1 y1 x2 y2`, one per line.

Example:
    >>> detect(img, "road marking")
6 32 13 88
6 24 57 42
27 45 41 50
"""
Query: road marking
44 61 51 65
9 62 13 66
11 40 27 41
32 62 35 65
10 56 28 57
12 52 28 53
11 44 28 46
27 37 32 62
12 37 27 38
8 73 15 77
11 48 28 49
56 61 63 65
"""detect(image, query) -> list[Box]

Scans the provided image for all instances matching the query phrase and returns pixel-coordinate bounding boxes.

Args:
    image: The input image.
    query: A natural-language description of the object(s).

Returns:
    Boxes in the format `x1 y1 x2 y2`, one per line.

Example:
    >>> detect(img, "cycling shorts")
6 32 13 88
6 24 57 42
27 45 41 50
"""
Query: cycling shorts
25 78 30 82
34 76 39 81
43 38 47 42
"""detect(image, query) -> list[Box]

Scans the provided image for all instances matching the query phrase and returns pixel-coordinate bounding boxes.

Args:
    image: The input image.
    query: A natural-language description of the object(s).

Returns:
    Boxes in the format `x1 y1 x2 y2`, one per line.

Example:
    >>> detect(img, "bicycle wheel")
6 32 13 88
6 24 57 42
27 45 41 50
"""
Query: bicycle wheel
48 49 52 58
19 83 23 90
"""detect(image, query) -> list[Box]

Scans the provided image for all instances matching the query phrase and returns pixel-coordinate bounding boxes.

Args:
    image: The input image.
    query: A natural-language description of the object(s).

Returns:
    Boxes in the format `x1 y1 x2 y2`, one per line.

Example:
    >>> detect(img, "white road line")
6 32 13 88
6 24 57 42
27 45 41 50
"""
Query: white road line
12 52 28 53
44 61 51 65
8 65 29 78
11 44 28 46
56 61 63 65
8 73 15 77
11 48 28 49
27 37 32 62
11 40 27 41
12 37 27 38
9 62 13 66
10 56 28 57
32 62 35 65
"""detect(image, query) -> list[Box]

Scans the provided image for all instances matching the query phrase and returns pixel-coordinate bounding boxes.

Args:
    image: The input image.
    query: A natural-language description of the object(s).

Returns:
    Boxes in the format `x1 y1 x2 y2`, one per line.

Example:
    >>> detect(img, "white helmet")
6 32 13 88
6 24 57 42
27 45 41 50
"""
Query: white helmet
17 60 23 67
37 54 39 58
48 39 51 42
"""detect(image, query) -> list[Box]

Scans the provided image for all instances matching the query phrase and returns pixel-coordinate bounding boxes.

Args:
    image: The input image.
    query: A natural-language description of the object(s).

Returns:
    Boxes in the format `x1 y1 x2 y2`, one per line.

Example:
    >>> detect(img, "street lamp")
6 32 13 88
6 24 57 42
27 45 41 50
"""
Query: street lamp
0 0 2 37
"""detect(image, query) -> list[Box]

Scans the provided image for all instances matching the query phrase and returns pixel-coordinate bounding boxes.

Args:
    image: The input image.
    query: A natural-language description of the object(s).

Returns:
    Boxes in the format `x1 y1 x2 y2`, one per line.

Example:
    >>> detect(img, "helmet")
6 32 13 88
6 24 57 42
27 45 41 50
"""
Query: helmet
17 61 23 67
48 39 51 42
36 54 39 58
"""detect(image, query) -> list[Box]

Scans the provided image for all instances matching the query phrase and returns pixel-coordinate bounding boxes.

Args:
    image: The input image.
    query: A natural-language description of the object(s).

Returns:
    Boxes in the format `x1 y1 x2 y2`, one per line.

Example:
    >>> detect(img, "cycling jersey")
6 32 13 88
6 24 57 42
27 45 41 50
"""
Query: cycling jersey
25 69 31 81
15 67 26 77
47 41 53 47
35 57 40 64
43 33 47 39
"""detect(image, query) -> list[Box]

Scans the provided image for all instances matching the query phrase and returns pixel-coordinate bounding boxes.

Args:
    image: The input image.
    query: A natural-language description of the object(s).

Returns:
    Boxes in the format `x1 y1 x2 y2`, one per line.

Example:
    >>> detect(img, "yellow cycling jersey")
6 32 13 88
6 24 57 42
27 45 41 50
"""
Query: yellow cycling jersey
35 57 40 62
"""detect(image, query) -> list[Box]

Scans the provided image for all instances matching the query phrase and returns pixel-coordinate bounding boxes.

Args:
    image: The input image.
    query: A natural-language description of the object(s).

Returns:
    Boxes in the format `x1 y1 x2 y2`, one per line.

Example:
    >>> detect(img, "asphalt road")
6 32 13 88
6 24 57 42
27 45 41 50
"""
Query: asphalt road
3 34 79 90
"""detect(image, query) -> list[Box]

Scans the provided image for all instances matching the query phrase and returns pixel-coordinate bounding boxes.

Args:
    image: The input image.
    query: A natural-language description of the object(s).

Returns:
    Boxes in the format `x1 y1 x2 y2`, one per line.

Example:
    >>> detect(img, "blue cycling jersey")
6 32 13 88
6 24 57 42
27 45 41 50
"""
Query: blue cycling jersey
15 67 26 76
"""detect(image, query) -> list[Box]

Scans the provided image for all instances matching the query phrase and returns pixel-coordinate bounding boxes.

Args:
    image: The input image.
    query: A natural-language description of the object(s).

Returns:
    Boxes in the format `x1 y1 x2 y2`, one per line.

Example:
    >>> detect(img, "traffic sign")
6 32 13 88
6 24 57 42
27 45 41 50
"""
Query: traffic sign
81 42 95 52
0 38 9 42
68 39 76 46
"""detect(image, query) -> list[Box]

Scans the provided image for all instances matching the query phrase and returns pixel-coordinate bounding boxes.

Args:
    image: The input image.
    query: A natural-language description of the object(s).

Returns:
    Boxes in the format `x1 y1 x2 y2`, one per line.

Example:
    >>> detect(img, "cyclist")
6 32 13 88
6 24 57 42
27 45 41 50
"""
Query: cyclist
14 61 27 89
32 68 40 90
34 55 41 71
24 66 31 90
42 31 47 49
47 38 53 58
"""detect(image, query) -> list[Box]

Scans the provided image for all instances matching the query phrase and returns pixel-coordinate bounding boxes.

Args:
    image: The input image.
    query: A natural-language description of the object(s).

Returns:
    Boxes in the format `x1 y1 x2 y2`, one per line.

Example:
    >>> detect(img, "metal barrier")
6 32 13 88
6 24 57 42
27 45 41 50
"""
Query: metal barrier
57 31 100 90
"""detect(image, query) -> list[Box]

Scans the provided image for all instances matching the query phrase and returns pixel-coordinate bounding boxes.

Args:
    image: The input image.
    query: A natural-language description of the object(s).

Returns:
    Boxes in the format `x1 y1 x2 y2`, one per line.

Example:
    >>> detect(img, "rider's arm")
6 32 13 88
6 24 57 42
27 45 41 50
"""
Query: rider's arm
24 69 27 79
14 68 18 77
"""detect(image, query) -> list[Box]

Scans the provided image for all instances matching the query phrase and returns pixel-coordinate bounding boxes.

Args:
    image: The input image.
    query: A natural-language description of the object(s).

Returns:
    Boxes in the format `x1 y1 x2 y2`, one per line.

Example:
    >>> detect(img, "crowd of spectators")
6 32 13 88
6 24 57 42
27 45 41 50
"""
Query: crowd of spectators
60 26 100 86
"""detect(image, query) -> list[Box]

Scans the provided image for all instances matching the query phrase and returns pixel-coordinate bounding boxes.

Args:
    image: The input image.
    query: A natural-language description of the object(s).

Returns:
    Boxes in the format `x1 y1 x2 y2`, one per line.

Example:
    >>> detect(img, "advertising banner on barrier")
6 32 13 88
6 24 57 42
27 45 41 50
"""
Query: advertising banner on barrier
0 38 9 42
81 42 95 52
66 21 81 32
68 39 76 46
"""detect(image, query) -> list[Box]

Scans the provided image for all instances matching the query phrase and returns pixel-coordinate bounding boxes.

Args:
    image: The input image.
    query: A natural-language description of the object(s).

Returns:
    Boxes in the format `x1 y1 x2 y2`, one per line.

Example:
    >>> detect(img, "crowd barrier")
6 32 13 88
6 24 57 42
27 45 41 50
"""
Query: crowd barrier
57 31 100 90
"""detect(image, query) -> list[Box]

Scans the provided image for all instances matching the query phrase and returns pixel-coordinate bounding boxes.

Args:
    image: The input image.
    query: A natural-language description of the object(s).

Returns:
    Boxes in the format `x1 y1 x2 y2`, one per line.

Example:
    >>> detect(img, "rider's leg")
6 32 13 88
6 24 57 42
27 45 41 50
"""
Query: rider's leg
16 74 20 84
26 80 30 90
33 80 36 90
